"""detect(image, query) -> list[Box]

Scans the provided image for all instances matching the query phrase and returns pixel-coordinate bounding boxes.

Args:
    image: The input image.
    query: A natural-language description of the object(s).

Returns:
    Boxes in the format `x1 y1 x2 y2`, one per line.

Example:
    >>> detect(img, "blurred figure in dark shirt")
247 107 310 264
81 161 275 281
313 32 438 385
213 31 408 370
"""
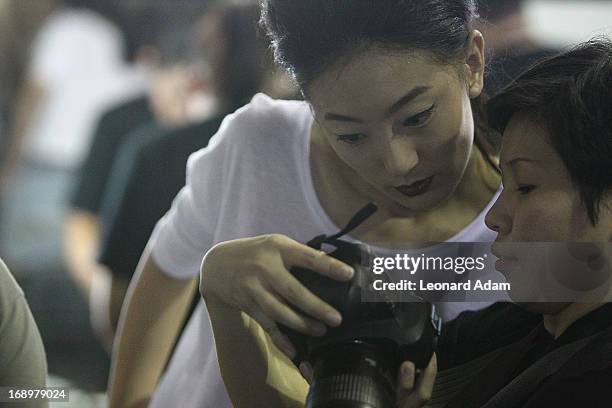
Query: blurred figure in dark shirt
72 1 293 348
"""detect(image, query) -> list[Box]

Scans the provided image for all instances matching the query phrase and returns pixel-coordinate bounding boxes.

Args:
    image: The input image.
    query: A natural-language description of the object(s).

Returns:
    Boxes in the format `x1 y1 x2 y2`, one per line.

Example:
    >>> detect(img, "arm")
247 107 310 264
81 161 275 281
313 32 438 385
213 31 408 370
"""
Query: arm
63 209 121 347
199 235 355 408
62 210 100 297
108 247 197 408
204 291 308 408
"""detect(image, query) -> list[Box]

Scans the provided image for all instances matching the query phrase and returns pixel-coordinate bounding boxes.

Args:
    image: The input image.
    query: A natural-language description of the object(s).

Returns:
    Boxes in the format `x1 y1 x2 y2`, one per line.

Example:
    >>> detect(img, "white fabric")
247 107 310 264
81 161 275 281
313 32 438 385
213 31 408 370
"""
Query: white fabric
149 93 502 408
23 9 150 169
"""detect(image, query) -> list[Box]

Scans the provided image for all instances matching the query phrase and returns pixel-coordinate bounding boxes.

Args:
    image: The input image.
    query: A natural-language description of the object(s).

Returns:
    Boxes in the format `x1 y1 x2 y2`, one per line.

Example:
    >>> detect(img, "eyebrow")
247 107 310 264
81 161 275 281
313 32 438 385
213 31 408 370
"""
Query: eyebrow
323 86 432 123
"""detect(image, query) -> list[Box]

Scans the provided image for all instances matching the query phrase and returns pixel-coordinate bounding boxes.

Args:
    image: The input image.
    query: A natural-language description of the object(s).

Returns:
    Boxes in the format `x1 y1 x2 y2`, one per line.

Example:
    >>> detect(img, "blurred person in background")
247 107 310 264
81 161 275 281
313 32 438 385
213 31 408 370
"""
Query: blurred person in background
63 0 214 350
0 0 136 391
0 257 48 408
94 2 294 346
0 0 139 182
0 0 58 178
476 0 557 96
0 0 205 393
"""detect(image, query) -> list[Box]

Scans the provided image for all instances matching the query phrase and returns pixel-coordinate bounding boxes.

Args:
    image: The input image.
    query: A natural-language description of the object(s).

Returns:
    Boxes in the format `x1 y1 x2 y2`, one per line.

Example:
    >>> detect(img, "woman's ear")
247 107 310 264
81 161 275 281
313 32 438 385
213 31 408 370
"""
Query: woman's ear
465 30 485 99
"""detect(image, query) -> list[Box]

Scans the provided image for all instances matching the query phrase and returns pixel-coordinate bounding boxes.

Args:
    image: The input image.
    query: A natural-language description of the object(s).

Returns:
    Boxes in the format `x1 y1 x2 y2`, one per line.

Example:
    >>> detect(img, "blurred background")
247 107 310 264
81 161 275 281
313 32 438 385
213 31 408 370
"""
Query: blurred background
0 0 609 406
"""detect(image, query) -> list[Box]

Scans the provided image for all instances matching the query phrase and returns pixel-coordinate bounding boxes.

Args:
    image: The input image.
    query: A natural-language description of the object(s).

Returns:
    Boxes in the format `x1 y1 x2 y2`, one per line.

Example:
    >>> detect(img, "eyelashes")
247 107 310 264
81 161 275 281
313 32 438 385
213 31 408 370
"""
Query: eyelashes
402 105 436 127
334 105 437 146
335 133 367 145
516 185 536 195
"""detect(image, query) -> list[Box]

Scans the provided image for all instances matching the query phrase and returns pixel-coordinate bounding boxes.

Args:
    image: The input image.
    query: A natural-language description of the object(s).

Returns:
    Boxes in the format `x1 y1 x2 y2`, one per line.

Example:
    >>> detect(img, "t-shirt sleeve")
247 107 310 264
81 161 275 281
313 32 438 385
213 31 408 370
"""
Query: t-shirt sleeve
0 260 48 402
149 115 236 279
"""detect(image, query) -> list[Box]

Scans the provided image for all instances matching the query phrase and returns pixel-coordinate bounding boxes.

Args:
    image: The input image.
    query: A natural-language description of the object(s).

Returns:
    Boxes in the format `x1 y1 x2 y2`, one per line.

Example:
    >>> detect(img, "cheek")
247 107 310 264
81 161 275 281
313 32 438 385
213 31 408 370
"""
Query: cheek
427 131 472 169
422 99 473 172
511 192 581 241
327 139 380 178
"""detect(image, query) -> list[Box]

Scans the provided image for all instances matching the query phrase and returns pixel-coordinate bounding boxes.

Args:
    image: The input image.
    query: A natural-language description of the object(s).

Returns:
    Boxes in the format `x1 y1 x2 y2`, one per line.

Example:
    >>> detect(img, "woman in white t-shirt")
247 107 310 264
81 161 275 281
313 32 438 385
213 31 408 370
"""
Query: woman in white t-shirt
109 1 504 407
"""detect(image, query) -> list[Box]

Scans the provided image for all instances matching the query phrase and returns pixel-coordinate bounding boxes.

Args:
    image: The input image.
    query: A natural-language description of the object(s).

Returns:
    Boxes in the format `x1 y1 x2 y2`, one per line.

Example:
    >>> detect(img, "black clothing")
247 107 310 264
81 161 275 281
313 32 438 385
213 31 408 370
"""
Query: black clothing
438 302 612 407
97 117 224 281
71 95 153 213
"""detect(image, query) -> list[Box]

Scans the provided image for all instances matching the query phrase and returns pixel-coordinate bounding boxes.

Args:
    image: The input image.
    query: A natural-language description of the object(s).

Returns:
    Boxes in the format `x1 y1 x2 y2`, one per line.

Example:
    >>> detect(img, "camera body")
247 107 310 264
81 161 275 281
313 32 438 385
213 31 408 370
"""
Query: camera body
280 233 441 408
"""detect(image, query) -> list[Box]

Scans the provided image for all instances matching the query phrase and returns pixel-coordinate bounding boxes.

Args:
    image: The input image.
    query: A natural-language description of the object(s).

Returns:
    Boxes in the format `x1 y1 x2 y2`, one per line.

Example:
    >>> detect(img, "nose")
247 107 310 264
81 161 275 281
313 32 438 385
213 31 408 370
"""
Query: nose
380 138 419 179
485 190 512 238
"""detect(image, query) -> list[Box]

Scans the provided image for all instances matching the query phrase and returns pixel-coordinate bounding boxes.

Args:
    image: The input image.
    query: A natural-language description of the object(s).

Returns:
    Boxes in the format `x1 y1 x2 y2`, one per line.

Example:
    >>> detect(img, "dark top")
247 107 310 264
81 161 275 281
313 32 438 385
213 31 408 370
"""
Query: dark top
71 95 153 213
440 302 612 407
97 116 224 280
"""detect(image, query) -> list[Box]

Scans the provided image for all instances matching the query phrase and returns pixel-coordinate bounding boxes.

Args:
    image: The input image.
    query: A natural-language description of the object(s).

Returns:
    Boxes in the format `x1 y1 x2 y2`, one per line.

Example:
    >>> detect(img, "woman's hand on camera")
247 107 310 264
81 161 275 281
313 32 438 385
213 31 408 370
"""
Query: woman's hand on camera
200 234 355 358
397 353 437 408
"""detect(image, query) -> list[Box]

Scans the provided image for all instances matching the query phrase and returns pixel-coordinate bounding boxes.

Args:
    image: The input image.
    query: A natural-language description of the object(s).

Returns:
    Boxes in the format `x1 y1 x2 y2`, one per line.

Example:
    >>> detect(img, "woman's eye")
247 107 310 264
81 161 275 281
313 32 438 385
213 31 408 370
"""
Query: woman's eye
516 185 536 195
403 105 435 127
336 133 367 145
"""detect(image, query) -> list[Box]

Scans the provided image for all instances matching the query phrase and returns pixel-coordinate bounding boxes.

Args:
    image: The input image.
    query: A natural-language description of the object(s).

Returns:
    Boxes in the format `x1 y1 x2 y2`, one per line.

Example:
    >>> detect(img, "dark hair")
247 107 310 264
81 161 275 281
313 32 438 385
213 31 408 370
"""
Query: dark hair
63 0 121 22
488 39 612 224
260 0 500 170
210 3 273 111
114 0 212 62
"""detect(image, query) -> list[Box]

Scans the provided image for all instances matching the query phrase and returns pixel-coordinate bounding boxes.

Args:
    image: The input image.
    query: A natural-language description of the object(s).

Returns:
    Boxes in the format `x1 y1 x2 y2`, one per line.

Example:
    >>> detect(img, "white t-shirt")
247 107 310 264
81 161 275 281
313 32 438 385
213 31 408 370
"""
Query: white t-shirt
149 93 502 408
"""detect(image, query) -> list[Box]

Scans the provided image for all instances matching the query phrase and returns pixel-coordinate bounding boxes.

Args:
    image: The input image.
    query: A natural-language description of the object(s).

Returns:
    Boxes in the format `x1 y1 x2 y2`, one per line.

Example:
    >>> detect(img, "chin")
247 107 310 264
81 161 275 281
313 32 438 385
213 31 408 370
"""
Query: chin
395 185 453 213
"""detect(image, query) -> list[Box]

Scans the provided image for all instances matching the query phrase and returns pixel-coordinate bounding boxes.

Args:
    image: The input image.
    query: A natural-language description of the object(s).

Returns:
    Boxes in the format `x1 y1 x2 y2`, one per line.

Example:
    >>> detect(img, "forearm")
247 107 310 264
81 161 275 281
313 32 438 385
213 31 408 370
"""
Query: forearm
205 292 308 408
108 249 197 408
62 211 100 297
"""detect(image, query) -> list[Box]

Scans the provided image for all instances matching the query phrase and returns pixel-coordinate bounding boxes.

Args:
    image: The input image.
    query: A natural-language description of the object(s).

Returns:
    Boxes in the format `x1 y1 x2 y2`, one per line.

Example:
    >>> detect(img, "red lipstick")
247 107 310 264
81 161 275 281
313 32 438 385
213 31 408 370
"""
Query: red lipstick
395 176 434 197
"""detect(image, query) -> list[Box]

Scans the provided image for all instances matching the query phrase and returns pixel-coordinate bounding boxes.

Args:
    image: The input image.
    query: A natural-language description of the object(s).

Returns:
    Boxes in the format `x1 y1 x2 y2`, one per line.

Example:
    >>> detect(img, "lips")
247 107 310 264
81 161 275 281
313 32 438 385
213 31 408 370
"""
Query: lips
491 246 519 272
395 176 434 197
494 257 518 272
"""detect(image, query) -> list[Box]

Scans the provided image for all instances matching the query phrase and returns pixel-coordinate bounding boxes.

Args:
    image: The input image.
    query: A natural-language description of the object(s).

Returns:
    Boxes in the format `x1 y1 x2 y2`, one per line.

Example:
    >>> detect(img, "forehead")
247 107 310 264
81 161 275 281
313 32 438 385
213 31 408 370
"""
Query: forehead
307 47 457 115
500 114 567 172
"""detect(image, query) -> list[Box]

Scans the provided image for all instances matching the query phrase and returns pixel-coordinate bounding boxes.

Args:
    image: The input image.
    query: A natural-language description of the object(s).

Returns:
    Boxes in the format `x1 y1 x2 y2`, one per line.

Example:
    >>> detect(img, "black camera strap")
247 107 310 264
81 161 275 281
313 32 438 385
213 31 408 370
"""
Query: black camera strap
307 202 378 249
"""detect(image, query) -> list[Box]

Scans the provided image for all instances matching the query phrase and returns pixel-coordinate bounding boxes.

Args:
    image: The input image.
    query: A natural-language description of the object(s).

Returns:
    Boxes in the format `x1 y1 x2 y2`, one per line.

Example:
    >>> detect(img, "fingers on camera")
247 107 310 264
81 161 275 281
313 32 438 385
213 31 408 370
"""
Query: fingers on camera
257 289 326 336
270 274 342 328
282 239 354 281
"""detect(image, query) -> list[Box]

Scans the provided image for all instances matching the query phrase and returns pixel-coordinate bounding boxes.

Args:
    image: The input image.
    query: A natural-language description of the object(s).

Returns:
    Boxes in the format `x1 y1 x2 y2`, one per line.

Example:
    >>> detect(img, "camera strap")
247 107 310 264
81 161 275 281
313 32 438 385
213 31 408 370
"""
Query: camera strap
307 202 378 249
480 331 599 408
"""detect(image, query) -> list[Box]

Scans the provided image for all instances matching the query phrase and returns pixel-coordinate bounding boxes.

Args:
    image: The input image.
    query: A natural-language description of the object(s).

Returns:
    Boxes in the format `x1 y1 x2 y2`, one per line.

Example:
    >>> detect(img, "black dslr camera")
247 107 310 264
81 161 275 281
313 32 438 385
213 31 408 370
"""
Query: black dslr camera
280 203 442 408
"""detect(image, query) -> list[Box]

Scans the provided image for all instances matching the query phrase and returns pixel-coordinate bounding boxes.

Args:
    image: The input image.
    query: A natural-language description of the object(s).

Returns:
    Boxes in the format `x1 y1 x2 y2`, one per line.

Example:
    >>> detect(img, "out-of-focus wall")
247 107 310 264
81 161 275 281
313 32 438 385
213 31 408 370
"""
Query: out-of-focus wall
526 0 612 46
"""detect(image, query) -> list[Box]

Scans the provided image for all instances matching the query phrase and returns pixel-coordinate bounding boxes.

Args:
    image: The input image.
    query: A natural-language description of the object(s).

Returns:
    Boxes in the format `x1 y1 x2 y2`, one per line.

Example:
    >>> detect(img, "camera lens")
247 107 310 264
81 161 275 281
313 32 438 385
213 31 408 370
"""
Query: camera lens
306 341 396 408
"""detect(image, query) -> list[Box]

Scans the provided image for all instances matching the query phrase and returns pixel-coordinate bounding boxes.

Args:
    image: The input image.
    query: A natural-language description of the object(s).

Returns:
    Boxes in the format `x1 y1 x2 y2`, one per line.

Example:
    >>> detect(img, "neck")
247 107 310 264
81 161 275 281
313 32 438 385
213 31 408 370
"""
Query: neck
542 271 612 338
543 302 604 339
